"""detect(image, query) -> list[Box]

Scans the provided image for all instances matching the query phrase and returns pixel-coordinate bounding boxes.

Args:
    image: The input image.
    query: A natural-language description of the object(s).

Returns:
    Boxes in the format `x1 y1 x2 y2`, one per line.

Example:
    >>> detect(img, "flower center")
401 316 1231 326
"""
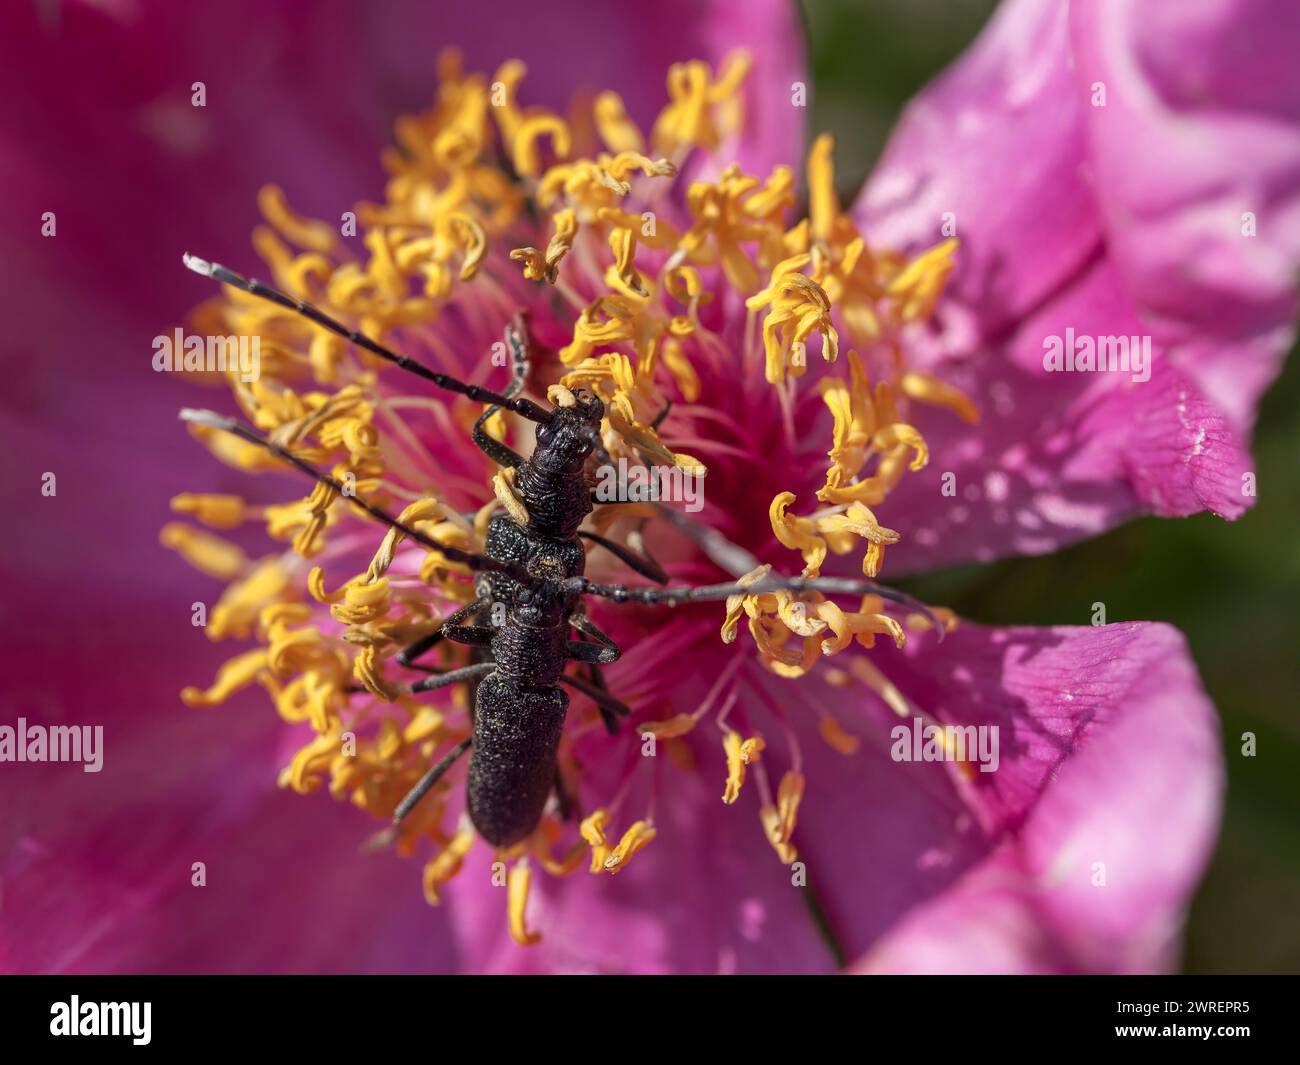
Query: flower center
164 50 974 946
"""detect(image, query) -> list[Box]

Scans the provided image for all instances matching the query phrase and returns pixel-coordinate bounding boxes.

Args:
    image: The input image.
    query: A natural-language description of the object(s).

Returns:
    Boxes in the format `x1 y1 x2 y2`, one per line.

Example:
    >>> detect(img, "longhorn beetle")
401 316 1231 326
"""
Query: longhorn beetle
179 253 937 848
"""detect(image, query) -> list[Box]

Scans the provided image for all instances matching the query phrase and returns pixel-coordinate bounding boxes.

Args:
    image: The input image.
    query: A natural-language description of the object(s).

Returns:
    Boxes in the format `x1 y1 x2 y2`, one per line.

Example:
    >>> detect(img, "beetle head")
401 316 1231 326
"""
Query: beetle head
533 388 605 471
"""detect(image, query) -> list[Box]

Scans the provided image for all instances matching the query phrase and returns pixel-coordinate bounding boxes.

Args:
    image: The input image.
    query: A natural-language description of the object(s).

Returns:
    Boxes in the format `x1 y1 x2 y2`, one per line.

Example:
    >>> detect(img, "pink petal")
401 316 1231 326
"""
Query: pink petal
785 620 1223 973
853 0 1298 571
0 0 805 339
858 0 1099 337
876 260 1255 569
0 588 454 973
443 758 838 974
1070 0 1300 430
0 598 834 972
382 0 809 179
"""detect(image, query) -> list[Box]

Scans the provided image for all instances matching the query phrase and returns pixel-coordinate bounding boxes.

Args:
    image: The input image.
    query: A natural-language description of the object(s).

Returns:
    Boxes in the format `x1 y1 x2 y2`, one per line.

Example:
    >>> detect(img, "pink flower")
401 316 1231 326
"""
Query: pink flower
1 0 1293 974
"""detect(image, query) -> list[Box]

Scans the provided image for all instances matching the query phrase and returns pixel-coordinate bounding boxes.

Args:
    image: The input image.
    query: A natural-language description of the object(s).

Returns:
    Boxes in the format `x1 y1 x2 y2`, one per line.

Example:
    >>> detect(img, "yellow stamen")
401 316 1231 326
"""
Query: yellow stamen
512 114 571 178
531 817 587 876
580 809 610 873
746 255 839 383
602 820 656 874
547 384 577 408
258 184 340 255
594 91 644 154
493 467 530 525
769 493 828 576
899 370 980 424
819 716 861 755
887 238 958 322
638 713 698 739
280 731 342 794
507 858 542 945
160 523 249 581
759 771 804 864
365 499 452 581
806 133 839 245
423 829 475 905
208 556 294 640
652 52 752 156
169 493 250 529
354 642 400 702
180 648 268 708
722 729 765 804
511 208 578 284
816 502 900 578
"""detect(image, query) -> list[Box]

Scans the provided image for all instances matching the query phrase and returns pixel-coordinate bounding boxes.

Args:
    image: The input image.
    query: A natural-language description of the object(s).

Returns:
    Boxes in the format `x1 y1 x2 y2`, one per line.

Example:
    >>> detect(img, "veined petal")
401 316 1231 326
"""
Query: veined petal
791 620 1222 973
1069 0 1300 432
852 0 1298 571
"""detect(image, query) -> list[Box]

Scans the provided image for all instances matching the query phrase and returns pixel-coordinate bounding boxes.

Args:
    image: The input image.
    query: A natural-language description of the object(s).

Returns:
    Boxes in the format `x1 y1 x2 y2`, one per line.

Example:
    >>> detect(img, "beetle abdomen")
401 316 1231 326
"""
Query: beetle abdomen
467 674 568 847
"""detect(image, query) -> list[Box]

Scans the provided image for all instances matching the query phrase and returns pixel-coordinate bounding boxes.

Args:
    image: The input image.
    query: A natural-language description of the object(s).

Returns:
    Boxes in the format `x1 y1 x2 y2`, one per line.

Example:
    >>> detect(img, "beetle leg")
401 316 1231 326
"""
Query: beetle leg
578 529 668 584
568 611 617 647
568 612 622 664
649 503 762 579
559 673 631 735
553 763 576 822
566 640 620 665
471 313 533 469
394 629 445 671
395 595 491 669
473 407 525 469
363 736 474 851
444 625 496 648
570 628 622 733
408 661 495 693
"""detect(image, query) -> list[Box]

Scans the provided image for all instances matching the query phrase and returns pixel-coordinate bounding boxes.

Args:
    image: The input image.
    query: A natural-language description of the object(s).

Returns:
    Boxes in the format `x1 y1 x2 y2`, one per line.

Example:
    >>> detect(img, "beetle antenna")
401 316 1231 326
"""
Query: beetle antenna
182 253 551 423
179 408 537 585
564 573 946 638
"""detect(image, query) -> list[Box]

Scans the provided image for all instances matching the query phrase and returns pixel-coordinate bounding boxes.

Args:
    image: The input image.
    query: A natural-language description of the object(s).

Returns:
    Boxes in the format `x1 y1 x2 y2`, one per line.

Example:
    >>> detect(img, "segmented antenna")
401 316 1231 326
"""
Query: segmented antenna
179 408 537 586
181 253 551 423
565 573 945 636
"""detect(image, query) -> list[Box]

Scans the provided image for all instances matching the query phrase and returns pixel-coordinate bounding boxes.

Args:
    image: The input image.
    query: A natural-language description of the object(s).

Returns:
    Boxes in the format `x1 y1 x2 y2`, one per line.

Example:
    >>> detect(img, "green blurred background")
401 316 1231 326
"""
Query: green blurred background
801 0 1300 974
